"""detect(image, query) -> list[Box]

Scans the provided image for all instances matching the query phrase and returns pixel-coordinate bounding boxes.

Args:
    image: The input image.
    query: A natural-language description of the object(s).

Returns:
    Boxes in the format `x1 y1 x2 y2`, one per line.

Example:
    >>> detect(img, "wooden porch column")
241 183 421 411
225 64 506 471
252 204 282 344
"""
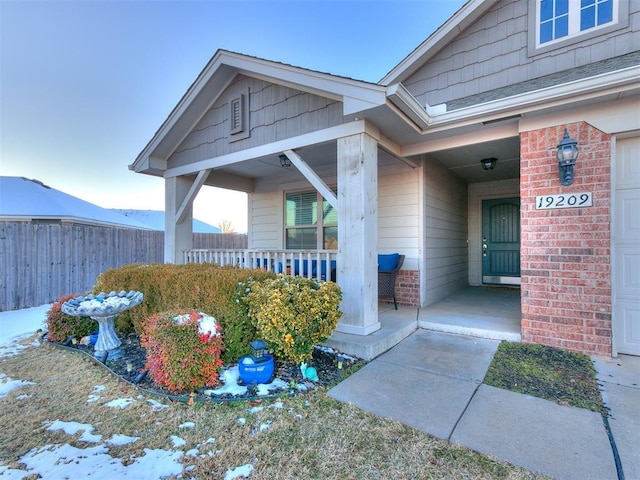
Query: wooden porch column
164 176 193 264
336 133 379 335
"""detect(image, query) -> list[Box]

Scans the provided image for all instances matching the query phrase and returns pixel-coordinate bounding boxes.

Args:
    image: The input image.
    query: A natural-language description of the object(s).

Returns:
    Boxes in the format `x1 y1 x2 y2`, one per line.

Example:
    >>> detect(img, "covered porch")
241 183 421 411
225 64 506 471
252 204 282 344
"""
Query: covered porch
325 286 520 360
183 254 521 361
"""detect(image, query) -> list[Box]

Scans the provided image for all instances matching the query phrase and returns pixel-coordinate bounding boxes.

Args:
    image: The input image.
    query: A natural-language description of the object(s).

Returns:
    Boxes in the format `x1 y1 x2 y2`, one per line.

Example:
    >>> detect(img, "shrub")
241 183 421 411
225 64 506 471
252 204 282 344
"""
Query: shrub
94 263 274 364
246 275 342 363
140 310 224 394
46 294 97 343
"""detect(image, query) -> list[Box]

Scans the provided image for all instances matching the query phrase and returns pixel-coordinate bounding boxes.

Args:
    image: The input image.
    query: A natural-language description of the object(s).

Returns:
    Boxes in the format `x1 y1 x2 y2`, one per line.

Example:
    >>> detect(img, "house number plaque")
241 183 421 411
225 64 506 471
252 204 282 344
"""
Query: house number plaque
535 192 593 210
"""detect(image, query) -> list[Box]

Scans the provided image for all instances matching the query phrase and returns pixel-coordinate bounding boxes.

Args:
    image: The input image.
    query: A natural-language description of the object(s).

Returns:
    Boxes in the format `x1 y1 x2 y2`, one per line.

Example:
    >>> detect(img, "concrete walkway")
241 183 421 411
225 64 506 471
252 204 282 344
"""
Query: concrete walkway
328 329 638 480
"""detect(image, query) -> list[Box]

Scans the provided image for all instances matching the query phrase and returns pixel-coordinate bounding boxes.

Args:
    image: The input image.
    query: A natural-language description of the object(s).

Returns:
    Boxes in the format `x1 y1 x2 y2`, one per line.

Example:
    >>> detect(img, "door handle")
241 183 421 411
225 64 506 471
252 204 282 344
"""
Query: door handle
482 243 488 257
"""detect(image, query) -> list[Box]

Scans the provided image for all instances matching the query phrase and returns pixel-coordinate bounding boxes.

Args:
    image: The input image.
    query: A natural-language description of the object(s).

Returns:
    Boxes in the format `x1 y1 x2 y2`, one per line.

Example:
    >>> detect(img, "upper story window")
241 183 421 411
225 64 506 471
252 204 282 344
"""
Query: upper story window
538 0 616 45
530 0 627 54
285 190 337 250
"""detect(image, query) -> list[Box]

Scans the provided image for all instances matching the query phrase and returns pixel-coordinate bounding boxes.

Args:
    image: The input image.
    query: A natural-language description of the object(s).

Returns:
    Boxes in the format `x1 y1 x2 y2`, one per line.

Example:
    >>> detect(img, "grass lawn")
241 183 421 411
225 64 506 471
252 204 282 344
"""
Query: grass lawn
483 342 605 413
0 335 549 479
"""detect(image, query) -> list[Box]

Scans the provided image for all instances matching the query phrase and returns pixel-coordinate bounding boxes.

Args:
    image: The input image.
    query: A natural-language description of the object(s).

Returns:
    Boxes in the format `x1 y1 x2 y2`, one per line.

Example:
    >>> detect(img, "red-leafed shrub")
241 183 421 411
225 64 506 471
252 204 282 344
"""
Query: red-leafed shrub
141 310 224 394
46 294 97 343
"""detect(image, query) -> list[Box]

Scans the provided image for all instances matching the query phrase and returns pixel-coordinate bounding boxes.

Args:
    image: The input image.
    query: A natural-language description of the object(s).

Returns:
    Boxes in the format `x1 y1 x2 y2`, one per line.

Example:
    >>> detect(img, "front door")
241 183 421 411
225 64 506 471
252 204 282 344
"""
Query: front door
482 198 521 285
613 137 640 356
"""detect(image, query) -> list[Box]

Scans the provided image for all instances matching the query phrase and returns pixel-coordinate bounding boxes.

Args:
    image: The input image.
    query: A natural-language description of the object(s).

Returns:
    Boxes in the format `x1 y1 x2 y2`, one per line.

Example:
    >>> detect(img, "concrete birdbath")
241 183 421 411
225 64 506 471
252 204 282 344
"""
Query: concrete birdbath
62 291 143 361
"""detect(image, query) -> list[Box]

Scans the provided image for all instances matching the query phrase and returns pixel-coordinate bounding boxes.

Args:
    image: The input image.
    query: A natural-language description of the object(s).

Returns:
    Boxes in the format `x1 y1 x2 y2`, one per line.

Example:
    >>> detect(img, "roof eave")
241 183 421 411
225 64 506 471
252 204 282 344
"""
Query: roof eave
387 65 640 134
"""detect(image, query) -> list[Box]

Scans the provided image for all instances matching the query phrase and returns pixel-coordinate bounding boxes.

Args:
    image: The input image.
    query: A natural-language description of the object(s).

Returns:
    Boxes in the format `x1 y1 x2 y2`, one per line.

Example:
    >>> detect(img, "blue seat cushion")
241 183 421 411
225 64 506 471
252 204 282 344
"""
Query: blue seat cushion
378 253 399 272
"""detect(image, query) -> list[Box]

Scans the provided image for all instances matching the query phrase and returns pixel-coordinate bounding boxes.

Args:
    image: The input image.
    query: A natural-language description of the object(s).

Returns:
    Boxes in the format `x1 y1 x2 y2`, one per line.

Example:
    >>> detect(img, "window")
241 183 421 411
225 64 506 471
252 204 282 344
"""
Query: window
532 0 623 50
285 191 337 250
580 0 613 30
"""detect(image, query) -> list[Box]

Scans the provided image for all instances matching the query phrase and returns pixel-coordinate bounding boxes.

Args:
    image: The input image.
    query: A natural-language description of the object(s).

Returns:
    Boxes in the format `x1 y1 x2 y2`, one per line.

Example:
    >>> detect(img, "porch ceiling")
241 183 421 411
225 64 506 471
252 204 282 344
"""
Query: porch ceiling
201 142 402 190
421 136 521 184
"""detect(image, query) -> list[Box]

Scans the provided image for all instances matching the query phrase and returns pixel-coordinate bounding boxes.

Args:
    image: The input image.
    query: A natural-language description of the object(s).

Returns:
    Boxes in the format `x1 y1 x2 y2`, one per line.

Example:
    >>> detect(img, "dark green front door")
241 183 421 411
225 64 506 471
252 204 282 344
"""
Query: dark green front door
482 198 521 285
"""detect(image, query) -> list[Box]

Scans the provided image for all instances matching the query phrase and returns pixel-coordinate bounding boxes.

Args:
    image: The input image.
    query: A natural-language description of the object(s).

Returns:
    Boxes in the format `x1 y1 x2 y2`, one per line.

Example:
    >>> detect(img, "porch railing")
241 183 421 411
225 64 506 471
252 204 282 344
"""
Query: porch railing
183 249 338 282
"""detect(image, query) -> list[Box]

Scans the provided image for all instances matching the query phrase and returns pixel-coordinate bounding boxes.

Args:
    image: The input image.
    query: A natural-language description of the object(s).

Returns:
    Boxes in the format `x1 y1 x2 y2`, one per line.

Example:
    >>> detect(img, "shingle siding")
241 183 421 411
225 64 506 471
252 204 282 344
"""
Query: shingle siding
168 75 344 169
403 0 639 110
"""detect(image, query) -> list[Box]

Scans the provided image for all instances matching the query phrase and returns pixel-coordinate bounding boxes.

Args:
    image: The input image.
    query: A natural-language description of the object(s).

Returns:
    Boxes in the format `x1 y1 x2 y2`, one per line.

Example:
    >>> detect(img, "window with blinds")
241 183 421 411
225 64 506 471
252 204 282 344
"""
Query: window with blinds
285 190 337 249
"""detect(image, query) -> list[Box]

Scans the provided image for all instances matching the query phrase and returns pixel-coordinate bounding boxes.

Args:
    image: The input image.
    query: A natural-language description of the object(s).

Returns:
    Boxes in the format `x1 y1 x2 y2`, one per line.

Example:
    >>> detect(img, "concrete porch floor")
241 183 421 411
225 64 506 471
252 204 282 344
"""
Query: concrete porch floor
324 286 522 360
419 286 522 342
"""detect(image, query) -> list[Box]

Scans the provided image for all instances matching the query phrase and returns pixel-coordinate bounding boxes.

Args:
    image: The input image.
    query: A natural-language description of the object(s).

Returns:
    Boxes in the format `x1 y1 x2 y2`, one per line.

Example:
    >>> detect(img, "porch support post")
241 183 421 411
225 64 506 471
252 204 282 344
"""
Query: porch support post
336 132 379 335
165 176 193 264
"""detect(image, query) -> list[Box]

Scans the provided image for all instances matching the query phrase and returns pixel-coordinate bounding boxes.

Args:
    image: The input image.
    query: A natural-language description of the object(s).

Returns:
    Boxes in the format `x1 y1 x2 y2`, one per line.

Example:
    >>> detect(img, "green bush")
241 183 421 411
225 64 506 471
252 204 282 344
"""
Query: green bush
246 275 342 363
141 310 224 394
46 294 97 343
94 263 274 364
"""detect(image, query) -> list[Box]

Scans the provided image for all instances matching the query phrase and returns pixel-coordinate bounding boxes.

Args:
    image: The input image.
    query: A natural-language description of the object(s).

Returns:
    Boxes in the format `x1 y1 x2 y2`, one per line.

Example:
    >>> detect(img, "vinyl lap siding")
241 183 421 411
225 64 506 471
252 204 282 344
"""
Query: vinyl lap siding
377 161 420 269
424 158 468 305
248 187 282 250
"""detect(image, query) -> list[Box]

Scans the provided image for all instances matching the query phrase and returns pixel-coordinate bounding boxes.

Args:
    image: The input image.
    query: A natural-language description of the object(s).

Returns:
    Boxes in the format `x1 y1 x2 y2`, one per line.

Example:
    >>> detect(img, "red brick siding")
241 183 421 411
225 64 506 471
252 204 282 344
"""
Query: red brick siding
520 122 612 357
385 270 420 308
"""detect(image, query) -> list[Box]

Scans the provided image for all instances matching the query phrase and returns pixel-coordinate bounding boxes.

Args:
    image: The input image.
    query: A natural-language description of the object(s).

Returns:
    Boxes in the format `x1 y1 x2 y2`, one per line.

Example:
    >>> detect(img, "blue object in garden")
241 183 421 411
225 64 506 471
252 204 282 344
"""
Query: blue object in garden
89 330 99 346
300 362 319 382
238 354 275 384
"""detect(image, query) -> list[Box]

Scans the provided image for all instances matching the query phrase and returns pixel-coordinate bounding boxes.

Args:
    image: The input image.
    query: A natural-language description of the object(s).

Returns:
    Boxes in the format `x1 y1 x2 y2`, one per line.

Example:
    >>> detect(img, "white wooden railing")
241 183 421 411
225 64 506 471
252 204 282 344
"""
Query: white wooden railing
183 249 338 281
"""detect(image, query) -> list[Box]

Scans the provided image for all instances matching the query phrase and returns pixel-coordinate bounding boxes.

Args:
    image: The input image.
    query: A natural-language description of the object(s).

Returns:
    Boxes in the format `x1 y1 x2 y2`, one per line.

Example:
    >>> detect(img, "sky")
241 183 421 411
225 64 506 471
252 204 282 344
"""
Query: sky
1 0 466 233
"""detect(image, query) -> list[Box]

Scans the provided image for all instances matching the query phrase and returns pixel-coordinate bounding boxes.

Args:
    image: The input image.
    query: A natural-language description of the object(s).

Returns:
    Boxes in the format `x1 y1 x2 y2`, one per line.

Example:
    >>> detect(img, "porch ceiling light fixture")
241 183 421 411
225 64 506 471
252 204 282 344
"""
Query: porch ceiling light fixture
480 158 497 170
279 154 291 168
556 128 579 186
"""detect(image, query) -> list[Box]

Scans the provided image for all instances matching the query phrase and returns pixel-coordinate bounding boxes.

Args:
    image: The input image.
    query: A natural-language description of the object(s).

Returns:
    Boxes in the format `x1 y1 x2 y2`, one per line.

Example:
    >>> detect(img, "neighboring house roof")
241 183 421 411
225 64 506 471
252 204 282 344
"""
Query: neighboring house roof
112 209 221 233
0 176 152 229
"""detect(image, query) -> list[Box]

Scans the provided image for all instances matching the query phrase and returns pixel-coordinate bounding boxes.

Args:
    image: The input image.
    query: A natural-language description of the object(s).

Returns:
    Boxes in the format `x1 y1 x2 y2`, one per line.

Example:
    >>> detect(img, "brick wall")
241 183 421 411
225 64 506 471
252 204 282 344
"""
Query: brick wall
520 122 612 357
395 270 420 308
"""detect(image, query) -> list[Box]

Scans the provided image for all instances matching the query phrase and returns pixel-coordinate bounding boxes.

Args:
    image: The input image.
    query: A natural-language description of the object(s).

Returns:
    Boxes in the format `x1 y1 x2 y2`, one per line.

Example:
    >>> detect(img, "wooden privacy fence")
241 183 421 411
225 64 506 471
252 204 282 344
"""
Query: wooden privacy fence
0 222 247 311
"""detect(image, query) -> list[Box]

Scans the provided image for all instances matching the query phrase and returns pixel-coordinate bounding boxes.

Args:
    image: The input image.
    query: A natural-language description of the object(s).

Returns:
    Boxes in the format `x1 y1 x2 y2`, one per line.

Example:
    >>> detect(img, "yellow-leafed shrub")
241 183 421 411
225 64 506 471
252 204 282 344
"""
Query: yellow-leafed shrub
94 263 274 364
246 275 342 363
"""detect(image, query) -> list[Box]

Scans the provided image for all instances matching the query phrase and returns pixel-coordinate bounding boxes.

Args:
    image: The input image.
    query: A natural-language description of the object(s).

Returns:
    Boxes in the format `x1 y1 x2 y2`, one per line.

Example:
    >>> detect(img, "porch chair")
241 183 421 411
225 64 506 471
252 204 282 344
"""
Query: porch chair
378 253 404 310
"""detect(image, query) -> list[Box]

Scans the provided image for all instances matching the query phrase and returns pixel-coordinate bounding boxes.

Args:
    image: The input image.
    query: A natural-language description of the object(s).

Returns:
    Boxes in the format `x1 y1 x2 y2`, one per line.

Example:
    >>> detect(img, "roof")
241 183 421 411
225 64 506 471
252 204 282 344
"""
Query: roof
130 49 388 174
0 177 220 232
112 209 221 233
379 0 495 85
0 177 152 229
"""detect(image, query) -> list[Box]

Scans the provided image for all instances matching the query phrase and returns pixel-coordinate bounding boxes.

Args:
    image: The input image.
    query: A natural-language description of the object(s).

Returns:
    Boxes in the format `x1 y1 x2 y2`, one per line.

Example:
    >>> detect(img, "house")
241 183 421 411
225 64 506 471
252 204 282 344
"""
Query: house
130 0 640 359
111 209 222 233
0 177 220 232
0 177 152 229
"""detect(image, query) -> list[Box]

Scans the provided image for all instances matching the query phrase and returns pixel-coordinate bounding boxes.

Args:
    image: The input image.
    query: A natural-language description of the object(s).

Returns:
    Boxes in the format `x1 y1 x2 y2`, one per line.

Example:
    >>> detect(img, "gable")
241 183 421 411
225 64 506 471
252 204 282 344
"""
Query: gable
131 50 387 177
167 75 344 170
399 0 638 111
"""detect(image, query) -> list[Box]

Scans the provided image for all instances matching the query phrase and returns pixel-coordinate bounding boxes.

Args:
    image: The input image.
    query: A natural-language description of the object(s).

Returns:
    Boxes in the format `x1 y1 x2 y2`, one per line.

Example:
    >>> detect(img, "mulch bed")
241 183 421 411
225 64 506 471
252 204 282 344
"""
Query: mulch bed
48 333 364 403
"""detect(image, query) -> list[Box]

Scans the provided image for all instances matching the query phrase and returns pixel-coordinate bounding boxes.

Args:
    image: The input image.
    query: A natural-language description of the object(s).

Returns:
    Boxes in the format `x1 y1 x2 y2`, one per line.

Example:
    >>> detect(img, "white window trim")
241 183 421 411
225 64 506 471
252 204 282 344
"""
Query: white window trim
527 0 629 57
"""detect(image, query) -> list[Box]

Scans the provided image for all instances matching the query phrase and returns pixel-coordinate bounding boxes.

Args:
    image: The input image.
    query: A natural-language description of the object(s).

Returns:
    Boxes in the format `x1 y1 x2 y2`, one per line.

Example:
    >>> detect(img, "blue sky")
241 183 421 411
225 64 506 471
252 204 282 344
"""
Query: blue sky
1 0 466 233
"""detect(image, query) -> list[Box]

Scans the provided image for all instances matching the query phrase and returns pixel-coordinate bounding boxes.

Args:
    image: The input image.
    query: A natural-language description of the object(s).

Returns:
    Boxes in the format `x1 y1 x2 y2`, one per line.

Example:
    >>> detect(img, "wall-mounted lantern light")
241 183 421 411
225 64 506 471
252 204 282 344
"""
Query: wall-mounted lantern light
556 128 579 186
279 154 291 168
480 158 497 170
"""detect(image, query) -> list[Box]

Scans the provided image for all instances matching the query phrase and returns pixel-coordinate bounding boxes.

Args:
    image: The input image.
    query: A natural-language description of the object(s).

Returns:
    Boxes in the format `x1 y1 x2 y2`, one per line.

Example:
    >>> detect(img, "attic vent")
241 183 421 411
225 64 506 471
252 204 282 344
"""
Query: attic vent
230 95 244 134
229 87 250 142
